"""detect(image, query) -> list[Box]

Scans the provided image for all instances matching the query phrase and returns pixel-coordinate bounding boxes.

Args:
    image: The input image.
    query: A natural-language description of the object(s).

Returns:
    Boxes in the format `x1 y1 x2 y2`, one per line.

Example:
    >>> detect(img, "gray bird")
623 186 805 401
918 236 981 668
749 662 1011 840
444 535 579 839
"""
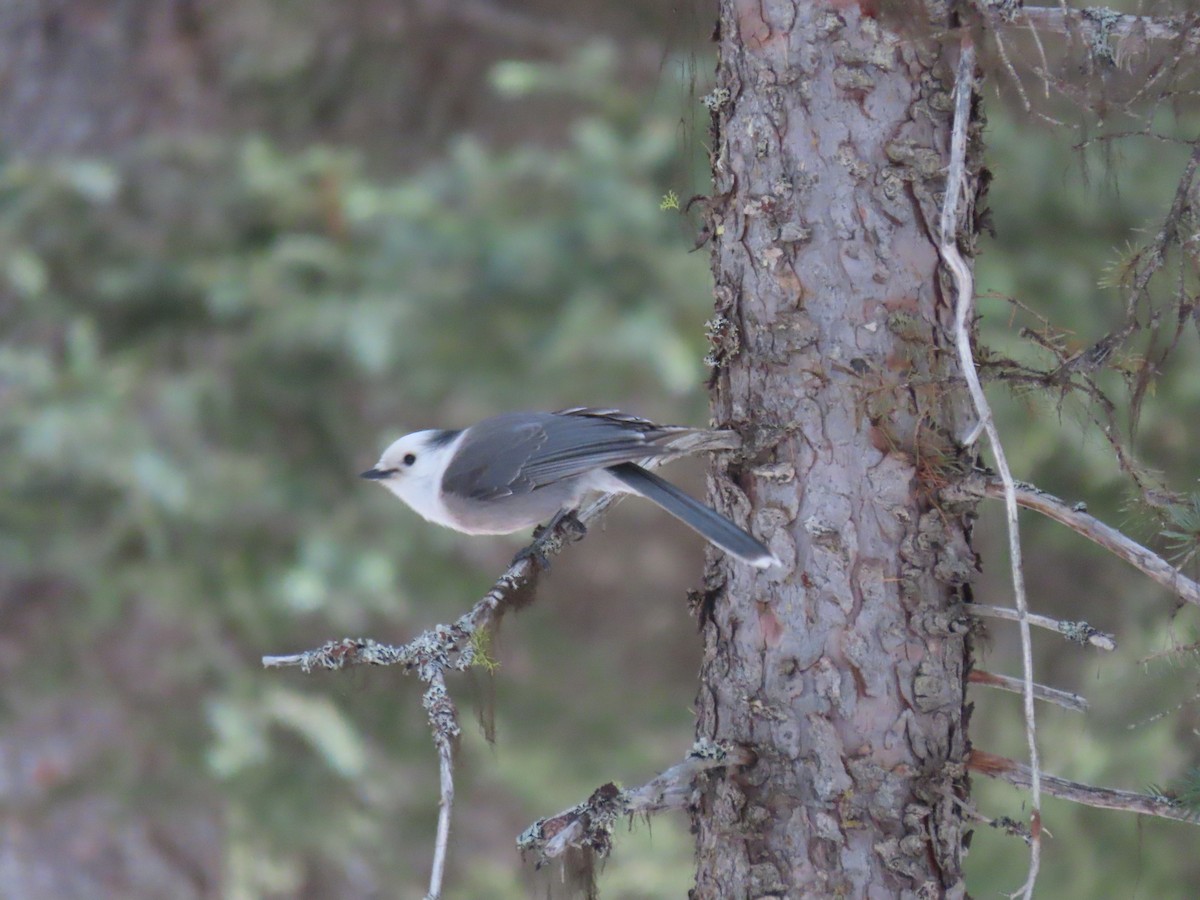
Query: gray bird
361 407 777 568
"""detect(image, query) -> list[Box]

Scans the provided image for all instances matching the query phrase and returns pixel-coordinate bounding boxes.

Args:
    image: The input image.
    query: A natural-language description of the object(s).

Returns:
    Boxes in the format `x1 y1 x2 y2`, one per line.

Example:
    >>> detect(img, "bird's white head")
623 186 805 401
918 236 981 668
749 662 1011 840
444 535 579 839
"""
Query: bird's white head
361 429 462 523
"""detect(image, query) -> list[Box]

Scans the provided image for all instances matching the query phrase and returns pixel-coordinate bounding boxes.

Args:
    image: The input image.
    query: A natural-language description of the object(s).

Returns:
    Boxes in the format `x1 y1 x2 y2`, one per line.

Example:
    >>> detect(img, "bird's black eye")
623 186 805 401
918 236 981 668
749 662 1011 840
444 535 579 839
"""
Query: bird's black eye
403 453 417 466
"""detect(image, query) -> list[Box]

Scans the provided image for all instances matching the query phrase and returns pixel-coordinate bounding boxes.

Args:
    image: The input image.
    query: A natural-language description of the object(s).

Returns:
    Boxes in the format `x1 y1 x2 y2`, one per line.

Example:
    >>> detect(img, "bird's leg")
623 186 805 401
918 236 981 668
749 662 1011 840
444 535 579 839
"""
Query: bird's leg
511 509 589 570
545 508 588 542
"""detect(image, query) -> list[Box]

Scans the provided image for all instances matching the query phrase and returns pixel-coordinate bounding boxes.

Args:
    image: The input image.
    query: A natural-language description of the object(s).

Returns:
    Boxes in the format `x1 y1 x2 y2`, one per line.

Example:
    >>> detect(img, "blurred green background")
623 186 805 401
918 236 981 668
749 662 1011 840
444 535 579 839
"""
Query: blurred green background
1 2 1198 898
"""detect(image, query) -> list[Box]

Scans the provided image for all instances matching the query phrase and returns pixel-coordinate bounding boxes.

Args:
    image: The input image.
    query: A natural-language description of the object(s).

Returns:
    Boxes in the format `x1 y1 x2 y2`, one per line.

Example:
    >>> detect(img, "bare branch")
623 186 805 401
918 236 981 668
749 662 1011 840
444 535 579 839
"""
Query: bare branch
657 427 743 458
937 785 1033 845
1127 685 1200 732
262 637 412 671
1021 5 1051 99
965 602 1116 651
415 0 667 72
969 669 1089 713
517 740 754 865
422 672 458 900
990 18 1035 113
1014 6 1200 51
969 750 1199 826
947 475 1200 610
938 37 1043 898
258 496 625 890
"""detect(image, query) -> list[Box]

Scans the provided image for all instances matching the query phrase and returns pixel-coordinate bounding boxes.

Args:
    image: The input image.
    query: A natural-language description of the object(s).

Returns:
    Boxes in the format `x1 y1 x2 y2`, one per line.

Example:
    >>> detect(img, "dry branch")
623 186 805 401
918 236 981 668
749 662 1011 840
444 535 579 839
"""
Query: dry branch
970 750 1198 825
964 602 1116 651
946 474 1200 610
416 0 666 71
1014 6 1200 51
517 740 754 865
969 669 1089 713
938 786 1033 844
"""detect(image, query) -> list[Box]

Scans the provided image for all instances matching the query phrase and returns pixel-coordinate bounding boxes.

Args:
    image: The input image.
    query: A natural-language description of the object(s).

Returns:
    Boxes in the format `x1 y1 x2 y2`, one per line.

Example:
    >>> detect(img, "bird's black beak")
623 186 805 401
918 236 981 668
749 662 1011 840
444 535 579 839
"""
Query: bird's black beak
360 467 394 480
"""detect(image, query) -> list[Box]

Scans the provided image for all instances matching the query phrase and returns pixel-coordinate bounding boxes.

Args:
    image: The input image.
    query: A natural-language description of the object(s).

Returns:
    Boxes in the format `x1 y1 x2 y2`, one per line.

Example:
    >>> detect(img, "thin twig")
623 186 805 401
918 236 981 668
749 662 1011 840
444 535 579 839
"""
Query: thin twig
937 38 1042 899
1021 6 1052 99
517 740 754 864
422 671 457 900
1126 686 1200 732
969 750 1199 825
991 23 1033 114
415 0 667 72
938 785 1033 844
965 602 1116 650
1136 640 1200 667
969 669 1089 713
946 475 1200 610
1014 7 1200 52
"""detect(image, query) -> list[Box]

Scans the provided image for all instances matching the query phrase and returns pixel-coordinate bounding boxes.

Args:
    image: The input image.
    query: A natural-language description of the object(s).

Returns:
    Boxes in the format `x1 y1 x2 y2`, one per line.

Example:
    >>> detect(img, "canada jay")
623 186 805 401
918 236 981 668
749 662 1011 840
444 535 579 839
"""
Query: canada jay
361 407 776 568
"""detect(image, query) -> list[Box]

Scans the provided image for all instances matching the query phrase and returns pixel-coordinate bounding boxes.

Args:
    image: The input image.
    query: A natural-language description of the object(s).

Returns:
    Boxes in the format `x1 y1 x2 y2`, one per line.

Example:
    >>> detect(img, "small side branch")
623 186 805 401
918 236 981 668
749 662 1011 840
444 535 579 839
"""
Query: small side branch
947 475 1200 610
969 750 1199 826
1014 6 1200 52
517 740 754 865
262 636 413 671
998 478 1200 609
414 0 669 73
969 669 1089 713
964 602 1116 651
937 786 1033 845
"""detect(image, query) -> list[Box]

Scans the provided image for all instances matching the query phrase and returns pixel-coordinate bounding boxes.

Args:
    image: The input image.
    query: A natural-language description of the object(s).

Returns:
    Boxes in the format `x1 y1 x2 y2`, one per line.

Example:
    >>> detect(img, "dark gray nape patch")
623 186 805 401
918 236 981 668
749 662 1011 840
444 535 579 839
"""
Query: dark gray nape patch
429 428 462 448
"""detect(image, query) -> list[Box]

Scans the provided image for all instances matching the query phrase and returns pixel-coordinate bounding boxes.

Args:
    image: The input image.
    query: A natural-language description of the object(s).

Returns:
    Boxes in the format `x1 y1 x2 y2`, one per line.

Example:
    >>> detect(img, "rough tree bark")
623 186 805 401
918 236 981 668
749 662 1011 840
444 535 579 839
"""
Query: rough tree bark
694 3 982 896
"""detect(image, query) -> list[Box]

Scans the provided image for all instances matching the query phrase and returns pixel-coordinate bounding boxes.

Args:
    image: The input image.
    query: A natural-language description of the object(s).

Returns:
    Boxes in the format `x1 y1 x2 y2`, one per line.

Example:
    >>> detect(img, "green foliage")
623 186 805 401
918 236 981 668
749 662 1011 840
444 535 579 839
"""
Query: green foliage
1175 767 1200 821
1162 494 1200 566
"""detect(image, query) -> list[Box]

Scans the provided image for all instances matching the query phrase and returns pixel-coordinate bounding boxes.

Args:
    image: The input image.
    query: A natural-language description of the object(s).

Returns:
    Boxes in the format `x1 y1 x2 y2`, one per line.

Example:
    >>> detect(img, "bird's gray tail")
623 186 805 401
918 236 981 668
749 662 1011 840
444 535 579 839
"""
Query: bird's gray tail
605 463 777 569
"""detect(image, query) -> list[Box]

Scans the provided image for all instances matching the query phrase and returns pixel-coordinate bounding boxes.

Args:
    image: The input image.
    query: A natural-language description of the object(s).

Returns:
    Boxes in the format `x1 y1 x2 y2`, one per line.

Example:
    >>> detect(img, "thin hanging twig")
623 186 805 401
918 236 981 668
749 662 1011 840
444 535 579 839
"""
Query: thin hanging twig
937 37 1042 899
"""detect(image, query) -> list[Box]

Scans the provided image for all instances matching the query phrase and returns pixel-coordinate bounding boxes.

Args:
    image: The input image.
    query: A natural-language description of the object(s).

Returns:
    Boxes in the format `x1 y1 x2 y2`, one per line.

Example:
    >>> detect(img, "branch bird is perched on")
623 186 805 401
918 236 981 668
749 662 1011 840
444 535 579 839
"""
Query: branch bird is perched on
361 407 778 568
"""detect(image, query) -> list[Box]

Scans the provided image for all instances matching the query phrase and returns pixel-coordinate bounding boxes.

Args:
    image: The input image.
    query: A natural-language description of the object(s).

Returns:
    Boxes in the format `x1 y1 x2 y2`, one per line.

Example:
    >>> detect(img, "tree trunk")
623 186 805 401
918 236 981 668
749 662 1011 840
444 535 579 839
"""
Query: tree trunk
694 3 980 896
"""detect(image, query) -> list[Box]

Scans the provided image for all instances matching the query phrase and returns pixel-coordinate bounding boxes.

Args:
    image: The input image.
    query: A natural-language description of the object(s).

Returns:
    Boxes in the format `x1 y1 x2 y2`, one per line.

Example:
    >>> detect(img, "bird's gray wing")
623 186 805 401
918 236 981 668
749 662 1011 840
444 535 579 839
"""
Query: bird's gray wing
442 410 682 501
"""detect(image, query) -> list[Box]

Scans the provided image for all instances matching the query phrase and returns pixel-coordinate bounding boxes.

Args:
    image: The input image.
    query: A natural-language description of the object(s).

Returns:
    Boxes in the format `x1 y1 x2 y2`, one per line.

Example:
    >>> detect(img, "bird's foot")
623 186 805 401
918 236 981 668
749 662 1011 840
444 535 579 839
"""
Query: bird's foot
512 510 588 570
548 509 588 542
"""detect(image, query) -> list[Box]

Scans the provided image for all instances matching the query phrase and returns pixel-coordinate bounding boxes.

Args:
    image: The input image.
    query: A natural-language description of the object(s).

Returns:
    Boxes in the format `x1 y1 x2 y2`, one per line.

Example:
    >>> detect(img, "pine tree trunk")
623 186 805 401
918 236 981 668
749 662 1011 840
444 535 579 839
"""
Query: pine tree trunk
694 3 980 896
